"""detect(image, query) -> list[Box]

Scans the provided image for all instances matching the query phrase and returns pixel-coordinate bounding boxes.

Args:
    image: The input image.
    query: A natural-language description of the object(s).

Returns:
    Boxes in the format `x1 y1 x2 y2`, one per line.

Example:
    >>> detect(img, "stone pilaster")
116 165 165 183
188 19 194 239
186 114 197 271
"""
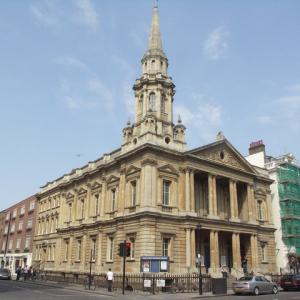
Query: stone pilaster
185 228 191 271
208 174 217 218
230 180 239 221
185 169 190 211
250 234 258 272
190 228 196 271
100 179 106 217
190 171 195 212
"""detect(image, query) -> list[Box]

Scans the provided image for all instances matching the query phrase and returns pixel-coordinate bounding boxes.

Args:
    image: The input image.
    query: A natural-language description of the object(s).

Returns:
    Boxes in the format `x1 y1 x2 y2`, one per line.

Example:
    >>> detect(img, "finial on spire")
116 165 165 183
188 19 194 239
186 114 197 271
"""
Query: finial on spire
154 0 158 8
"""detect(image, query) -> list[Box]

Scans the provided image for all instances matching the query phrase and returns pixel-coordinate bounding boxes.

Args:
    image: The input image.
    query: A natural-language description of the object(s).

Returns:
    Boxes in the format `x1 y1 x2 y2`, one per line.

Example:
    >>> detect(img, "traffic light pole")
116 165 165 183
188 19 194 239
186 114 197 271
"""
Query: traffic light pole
122 239 126 295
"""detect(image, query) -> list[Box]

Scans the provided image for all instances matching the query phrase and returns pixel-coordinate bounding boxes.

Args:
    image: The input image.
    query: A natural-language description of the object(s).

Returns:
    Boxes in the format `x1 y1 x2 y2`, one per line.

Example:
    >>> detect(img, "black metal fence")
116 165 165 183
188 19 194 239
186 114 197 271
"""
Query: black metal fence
42 271 212 293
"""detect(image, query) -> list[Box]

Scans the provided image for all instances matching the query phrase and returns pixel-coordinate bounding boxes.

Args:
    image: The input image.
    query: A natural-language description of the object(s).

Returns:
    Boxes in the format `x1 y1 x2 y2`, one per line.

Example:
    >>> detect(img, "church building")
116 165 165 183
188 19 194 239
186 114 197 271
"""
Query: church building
33 5 277 278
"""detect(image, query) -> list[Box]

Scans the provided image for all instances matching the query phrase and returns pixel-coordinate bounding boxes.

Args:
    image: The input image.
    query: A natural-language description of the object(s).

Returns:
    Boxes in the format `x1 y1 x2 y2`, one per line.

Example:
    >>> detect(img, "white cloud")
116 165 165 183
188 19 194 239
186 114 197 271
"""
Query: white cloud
204 26 230 60
286 83 300 93
54 56 88 70
63 96 80 110
174 101 222 143
30 0 99 30
88 78 114 110
30 0 61 27
74 0 99 30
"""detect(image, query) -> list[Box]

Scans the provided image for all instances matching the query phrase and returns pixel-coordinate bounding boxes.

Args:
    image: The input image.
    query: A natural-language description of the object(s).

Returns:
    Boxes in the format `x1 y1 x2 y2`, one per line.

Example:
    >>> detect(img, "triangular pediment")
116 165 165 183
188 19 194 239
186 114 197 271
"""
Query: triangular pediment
188 139 257 174
126 165 141 176
107 175 120 184
78 187 87 195
158 164 179 175
66 192 75 199
91 181 102 190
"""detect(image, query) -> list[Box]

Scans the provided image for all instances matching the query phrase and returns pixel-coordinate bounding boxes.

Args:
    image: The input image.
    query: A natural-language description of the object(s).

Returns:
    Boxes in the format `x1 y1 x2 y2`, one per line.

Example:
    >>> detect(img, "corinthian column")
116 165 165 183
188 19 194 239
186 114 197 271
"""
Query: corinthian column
208 174 216 218
190 171 195 212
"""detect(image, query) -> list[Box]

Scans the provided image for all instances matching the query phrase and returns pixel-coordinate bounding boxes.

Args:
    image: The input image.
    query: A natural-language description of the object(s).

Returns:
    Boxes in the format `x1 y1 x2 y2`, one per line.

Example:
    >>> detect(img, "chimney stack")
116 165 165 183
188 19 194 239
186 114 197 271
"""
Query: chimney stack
249 140 265 155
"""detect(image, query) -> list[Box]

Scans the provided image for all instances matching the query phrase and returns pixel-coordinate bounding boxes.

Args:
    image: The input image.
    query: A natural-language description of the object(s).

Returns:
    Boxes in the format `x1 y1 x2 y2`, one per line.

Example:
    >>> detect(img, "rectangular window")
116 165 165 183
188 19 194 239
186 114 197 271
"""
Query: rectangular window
11 223 15 233
107 236 114 261
30 201 35 211
111 189 116 211
94 194 99 216
4 226 8 234
27 218 33 229
64 240 69 261
162 237 170 257
257 201 264 220
91 238 96 261
68 203 72 221
52 244 55 261
129 237 135 259
76 239 81 261
16 238 21 249
25 236 31 249
80 199 85 219
8 239 13 250
20 206 25 215
12 209 17 218
48 245 52 261
2 241 6 251
162 180 171 206
18 221 23 231
131 181 137 206
261 243 267 262
6 212 10 221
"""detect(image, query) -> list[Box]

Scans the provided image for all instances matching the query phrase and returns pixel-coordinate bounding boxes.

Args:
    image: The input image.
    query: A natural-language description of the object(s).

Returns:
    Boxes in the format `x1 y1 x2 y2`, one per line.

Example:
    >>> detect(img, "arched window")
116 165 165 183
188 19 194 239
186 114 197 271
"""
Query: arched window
161 94 166 113
149 93 156 111
151 59 155 70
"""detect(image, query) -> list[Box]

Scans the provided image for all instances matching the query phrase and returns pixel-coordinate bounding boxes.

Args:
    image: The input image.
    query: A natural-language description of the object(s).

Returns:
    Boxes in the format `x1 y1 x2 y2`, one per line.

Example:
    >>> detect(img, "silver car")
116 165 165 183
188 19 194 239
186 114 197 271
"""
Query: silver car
232 276 278 295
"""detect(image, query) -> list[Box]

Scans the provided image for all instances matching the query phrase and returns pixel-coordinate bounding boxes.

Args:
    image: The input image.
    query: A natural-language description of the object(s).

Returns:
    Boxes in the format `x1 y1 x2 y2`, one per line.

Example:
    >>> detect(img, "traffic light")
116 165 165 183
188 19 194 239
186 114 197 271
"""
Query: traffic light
125 242 131 257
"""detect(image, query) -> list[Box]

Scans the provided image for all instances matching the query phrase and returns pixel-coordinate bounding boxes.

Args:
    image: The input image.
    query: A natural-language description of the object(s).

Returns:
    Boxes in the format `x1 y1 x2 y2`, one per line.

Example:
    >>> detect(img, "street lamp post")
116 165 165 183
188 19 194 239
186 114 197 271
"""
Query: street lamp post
197 224 202 295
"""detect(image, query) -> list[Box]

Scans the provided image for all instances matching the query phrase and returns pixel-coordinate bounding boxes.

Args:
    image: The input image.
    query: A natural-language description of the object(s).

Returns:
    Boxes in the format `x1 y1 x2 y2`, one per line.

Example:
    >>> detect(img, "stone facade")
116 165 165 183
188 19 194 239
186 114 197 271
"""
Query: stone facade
32 5 277 277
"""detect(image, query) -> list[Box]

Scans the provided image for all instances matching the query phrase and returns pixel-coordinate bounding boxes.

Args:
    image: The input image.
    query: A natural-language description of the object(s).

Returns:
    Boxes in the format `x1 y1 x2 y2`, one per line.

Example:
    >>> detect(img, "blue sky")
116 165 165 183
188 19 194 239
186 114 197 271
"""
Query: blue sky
1 0 300 210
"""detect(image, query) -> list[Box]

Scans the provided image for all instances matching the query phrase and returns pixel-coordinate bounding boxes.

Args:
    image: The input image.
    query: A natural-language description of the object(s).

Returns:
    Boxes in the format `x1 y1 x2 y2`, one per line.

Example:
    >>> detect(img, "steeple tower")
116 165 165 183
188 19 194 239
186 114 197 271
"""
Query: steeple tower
121 4 186 153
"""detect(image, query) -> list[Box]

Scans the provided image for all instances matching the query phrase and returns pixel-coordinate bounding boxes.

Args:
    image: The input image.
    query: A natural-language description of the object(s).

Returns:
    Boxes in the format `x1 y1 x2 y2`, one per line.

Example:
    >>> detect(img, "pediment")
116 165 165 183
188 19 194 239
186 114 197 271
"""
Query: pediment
107 175 120 184
126 165 141 176
78 187 87 195
90 181 102 190
158 164 179 175
65 192 75 199
188 140 257 174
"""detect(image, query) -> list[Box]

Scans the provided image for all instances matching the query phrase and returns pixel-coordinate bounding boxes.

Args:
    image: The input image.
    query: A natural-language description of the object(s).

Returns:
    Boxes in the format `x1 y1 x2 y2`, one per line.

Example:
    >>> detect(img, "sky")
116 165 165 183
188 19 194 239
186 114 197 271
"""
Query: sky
1 0 300 211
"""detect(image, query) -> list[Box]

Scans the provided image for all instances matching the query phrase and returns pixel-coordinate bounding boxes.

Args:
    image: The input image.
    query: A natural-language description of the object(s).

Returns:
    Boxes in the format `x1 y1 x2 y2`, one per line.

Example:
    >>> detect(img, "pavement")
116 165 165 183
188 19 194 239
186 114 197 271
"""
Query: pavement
0 278 233 300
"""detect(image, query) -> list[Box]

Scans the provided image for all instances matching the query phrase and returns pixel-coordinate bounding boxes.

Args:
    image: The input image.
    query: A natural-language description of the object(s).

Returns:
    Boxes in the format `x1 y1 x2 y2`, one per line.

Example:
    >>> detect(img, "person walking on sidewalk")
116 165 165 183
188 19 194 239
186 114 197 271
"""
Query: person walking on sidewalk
106 268 113 292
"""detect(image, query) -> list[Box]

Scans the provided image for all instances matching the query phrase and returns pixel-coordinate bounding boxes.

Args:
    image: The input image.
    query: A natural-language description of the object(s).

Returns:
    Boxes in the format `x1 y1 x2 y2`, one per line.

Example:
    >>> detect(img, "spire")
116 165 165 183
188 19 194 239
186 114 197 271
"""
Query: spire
146 3 166 58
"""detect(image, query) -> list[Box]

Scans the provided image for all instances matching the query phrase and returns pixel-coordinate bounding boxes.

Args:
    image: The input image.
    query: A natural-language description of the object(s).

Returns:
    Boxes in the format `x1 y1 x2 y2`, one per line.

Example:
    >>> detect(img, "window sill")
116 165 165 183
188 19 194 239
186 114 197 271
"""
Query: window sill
74 260 81 263
126 258 135 262
261 261 268 264
106 260 114 264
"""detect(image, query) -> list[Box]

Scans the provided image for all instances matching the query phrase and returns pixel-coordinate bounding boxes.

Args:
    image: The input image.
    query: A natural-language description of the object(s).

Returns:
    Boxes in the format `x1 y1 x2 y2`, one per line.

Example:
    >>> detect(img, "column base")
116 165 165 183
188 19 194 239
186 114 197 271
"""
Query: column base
229 217 240 223
207 214 220 220
208 267 222 278
230 267 244 279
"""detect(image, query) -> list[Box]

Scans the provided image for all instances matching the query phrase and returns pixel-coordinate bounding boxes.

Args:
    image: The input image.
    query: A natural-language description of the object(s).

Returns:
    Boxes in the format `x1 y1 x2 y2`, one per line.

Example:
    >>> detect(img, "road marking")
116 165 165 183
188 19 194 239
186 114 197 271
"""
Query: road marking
291 297 300 299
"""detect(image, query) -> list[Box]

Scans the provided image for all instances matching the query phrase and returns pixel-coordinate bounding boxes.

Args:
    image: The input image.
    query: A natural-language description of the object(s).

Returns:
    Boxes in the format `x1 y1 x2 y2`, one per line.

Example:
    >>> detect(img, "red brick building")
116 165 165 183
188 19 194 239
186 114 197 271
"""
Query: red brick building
0 195 37 274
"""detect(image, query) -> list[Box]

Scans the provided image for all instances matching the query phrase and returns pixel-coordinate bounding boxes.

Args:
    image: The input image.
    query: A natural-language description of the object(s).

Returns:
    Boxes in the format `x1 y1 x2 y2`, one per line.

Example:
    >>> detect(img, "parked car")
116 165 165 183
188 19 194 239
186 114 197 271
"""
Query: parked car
280 274 300 291
0 268 11 280
232 275 278 295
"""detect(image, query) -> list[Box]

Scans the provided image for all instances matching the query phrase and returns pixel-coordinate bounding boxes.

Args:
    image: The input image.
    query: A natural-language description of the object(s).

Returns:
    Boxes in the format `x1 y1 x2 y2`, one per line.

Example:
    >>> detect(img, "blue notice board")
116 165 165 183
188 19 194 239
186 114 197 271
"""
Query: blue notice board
140 256 169 273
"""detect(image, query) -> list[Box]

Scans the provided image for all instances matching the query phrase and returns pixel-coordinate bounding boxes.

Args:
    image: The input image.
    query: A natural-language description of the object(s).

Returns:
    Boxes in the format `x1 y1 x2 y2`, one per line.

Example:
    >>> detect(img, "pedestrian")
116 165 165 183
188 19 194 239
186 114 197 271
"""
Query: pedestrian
16 266 21 281
24 265 28 281
106 268 113 292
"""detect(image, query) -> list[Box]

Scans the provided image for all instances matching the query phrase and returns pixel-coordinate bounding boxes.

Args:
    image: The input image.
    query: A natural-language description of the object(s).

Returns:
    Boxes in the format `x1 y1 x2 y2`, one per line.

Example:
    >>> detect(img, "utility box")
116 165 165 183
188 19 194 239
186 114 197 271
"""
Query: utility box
212 278 227 294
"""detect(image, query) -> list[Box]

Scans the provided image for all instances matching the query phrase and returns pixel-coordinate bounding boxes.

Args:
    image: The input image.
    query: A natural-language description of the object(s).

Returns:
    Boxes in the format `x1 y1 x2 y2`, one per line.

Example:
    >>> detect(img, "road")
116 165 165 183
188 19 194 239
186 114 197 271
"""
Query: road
0 279 300 300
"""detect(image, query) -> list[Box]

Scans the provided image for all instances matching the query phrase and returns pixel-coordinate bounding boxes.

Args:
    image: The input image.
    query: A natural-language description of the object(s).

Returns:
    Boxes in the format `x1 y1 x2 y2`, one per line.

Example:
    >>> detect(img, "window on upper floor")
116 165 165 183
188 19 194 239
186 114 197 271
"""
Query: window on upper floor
12 209 17 218
94 194 100 216
16 238 21 249
257 200 265 220
29 201 35 211
149 93 156 111
8 239 13 250
20 206 25 216
162 180 171 206
64 240 69 261
131 181 137 207
27 218 33 229
25 236 31 249
68 203 72 222
10 223 15 233
160 94 166 113
80 199 85 219
76 239 81 261
111 189 116 211
18 221 23 232
261 243 267 262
